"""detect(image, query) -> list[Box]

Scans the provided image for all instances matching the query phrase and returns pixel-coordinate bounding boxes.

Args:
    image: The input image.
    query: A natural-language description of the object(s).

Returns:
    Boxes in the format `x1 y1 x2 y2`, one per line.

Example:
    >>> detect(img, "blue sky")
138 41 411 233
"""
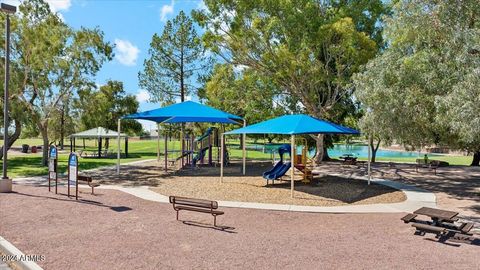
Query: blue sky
7 0 206 131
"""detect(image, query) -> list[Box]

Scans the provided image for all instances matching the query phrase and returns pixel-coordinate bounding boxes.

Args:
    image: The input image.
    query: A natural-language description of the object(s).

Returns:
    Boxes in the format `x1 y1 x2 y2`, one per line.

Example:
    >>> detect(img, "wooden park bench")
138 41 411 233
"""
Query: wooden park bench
78 175 100 195
169 196 224 226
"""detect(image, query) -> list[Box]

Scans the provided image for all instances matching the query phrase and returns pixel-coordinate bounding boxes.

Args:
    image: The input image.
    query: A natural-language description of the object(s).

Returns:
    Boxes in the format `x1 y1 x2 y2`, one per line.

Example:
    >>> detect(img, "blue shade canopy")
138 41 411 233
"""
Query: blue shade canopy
122 101 243 124
225 114 360 135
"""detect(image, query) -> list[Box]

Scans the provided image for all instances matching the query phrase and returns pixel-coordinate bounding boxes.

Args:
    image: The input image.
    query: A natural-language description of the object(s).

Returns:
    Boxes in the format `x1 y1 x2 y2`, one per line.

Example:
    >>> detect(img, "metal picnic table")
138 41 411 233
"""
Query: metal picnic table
413 207 459 223
402 207 477 243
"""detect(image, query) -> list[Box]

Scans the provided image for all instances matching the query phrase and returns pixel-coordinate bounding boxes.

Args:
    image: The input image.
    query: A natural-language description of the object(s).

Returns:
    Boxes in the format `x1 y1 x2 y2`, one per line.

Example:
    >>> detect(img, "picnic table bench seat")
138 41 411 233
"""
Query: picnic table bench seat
411 223 447 235
460 222 474 234
169 196 224 226
78 175 100 195
401 213 417 223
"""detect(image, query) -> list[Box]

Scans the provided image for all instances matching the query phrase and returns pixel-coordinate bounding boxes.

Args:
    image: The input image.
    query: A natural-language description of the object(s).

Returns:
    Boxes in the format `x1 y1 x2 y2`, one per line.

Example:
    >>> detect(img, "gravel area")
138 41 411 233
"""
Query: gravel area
95 160 406 206
1 184 479 270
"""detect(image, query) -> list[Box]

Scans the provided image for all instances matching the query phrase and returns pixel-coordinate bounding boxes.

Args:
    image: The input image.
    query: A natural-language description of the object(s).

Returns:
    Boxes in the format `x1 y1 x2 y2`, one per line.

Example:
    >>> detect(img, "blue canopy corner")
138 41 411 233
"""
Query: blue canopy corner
224 114 359 135
122 101 243 124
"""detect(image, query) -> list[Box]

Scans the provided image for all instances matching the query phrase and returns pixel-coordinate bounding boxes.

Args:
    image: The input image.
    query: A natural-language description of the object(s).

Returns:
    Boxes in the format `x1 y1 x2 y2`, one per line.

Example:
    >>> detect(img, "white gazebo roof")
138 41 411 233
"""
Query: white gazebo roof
69 127 127 139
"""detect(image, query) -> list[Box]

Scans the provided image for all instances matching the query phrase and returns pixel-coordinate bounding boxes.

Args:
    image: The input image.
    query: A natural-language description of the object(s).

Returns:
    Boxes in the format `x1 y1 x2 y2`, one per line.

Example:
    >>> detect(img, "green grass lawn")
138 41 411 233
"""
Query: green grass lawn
3 138 474 178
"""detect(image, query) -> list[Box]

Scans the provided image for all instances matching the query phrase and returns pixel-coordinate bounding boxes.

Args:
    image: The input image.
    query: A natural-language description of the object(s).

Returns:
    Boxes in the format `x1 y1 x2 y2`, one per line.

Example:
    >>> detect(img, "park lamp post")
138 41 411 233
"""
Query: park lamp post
0 3 16 193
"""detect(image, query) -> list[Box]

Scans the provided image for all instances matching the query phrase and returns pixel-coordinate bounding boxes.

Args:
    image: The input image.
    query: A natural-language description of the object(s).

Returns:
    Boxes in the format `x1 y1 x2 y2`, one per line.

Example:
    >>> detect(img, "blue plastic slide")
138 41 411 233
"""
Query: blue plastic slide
192 147 209 166
263 144 291 181
263 161 291 180
262 161 284 178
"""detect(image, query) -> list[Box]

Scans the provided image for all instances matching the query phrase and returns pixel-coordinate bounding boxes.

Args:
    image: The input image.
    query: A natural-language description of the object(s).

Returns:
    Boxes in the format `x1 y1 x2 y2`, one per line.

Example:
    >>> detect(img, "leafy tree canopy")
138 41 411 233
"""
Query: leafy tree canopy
75 80 142 136
354 0 480 164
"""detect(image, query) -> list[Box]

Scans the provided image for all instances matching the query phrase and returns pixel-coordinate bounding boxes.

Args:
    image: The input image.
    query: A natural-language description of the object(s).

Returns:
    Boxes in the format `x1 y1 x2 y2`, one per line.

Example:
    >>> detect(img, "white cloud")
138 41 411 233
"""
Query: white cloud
196 0 207 11
160 0 174 22
114 39 140 66
136 90 150 103
2 0 71 12
45 0 71 12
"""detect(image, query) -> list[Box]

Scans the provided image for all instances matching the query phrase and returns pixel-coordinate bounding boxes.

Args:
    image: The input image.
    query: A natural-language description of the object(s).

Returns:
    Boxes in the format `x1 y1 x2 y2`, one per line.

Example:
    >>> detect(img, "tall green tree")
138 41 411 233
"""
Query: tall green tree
139 10 210 104
354 0 480 165
75 80 142 136
5 0 113 165
193 0 389 162
199 64 284 125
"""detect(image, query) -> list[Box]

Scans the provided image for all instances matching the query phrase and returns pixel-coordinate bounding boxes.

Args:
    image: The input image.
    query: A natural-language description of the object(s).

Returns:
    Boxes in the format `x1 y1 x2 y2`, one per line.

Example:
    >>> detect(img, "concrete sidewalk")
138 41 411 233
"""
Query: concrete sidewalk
14 174 436 213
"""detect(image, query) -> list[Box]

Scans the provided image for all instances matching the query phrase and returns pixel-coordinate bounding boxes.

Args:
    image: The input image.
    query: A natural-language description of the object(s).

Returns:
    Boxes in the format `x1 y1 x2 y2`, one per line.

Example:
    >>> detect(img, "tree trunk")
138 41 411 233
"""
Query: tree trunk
180 47 185 102
40 123 49 166
471 151 480 166
369 137 381 163
0 118 22 160
60 103 65 150
313 134 325 164
322 146 331 161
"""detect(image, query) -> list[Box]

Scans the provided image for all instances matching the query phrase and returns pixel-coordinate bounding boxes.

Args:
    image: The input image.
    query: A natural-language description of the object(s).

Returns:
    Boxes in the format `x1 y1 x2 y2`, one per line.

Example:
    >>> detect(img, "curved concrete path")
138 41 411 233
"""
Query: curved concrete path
96 175 436 213
14 173 436 214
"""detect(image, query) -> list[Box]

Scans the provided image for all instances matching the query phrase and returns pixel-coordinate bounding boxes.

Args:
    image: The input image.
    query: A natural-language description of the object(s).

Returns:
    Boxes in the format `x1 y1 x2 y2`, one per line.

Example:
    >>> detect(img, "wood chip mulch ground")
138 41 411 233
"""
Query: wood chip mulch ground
95 160 406 206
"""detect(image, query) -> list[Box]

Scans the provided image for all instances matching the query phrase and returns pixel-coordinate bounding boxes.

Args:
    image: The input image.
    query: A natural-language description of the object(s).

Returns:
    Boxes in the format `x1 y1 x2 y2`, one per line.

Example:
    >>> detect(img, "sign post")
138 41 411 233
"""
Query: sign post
48 145 58 193
67 152 78 200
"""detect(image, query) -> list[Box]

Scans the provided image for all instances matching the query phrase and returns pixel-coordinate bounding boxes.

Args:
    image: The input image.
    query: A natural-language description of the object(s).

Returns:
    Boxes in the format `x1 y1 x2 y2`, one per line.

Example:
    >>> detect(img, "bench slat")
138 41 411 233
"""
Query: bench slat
169 196 218 209
175 206 224 215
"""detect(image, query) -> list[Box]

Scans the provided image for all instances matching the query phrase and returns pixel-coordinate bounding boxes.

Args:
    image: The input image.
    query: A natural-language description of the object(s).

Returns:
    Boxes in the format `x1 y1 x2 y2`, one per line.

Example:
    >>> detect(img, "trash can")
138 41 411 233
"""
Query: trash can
31 146 37 153
22 144 29 153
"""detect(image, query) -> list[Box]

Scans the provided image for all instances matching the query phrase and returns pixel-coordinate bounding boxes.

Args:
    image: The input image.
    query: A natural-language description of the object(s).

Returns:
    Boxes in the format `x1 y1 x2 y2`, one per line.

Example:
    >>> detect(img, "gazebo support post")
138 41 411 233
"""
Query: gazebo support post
125 137 128 158
367 134 371 185
157 123 160 162
242 119 246 175
117 119 121 175
70 137 73 152
220 133 224 183
98 137 102 158
290 135 295 198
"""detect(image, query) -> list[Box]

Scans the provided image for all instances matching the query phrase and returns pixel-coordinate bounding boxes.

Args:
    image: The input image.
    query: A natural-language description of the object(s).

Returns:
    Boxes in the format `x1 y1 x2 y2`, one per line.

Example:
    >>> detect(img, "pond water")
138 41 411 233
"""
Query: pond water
326 144 442 158
247 143 442 159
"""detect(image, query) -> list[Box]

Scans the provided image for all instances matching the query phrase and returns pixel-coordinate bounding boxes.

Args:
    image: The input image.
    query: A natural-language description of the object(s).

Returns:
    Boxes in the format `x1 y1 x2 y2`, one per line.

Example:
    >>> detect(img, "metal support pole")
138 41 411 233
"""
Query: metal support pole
164 125 168 172
157 123 160 162
116 119 121 175
220 133 224 183
242 120 246 175
2 13 10 180
290 135 295 198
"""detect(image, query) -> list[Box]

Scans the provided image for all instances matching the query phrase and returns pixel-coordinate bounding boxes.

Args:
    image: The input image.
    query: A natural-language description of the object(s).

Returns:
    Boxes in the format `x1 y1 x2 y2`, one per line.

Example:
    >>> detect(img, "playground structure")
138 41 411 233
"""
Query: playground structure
293 137 317 183
119 101 245 174
262 139 317 185
223 114 360 197
167 127 229 169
